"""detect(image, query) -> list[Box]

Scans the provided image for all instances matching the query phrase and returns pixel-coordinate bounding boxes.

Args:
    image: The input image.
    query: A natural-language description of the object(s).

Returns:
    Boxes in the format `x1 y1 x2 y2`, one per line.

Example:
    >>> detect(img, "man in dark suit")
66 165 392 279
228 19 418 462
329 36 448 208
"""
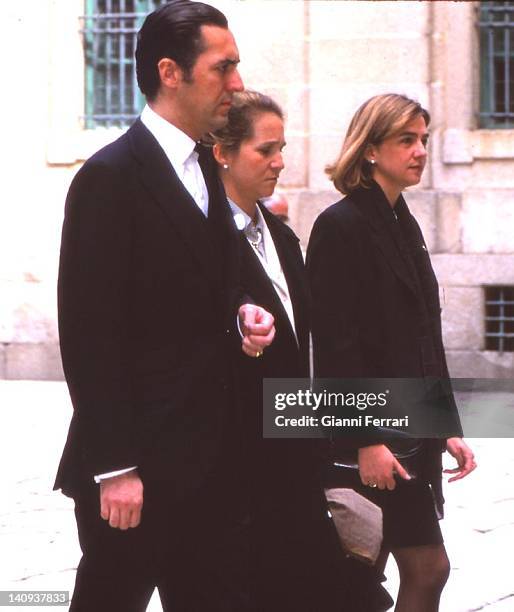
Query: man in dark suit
55 2 275 610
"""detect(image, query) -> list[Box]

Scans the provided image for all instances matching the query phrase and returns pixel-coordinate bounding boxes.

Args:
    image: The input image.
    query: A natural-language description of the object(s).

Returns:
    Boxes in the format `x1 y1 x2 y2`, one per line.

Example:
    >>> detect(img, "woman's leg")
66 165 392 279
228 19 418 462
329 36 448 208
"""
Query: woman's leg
391 544 450 612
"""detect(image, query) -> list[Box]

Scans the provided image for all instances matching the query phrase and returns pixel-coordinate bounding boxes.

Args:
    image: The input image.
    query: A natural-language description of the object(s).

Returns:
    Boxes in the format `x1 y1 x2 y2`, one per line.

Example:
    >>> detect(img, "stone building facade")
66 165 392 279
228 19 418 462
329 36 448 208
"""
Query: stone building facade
1 0 513 379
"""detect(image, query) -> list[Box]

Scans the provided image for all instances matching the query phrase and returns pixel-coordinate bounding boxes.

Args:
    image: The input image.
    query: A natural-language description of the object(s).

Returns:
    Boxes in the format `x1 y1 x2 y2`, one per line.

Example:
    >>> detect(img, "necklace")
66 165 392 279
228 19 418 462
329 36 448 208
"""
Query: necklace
245 222 264 257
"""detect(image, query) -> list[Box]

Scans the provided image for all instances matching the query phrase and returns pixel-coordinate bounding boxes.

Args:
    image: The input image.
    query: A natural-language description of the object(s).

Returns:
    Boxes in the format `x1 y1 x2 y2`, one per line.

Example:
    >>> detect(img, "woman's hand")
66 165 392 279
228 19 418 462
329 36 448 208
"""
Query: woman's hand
238 304 275 358
358 444 411 491
444 437 477 482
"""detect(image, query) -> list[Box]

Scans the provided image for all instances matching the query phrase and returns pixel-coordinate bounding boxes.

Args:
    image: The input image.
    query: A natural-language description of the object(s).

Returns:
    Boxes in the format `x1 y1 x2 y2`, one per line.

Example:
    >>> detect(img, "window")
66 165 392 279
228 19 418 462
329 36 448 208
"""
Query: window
484 286 514 352
479 1 514 128
81 0 166 129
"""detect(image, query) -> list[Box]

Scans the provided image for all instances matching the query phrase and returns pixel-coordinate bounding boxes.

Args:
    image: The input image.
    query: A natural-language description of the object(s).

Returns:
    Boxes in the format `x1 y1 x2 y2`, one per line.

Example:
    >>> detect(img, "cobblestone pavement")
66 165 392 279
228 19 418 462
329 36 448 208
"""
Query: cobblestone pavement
1 381 512 611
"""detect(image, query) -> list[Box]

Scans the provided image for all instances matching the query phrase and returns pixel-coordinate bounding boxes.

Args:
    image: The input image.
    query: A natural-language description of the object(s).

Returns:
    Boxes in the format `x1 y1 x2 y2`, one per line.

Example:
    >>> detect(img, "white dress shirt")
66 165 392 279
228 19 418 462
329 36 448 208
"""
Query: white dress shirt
140 104 209 215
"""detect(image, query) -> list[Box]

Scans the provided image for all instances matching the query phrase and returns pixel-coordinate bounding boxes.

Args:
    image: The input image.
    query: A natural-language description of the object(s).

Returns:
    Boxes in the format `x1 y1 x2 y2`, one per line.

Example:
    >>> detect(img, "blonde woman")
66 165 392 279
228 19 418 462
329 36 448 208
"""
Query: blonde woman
307 94 476 612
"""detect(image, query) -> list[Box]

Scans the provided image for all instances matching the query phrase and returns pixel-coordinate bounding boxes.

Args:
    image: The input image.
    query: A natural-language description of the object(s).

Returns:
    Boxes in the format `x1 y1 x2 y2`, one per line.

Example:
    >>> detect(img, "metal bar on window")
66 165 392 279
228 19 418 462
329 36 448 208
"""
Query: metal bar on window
478 22 514 28
119 0 126 119
479 6 514 15
85 113 139 119
134 1 148 116
504 18 510 126
81 27 142 34
83 12 144 18
132 31 139 116
499 291 505 351
508 18 513 118
489 25 496 121
105 0 112 128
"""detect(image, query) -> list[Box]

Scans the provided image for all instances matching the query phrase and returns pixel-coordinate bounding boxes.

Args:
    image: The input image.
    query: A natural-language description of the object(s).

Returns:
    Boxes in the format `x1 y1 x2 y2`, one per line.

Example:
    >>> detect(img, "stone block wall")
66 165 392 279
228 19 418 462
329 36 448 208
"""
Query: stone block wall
1 1 513 379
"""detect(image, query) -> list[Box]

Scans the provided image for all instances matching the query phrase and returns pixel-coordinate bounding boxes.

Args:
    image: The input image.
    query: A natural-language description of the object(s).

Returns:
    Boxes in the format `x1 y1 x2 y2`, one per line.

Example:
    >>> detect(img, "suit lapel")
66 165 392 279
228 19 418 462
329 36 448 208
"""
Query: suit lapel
352 184 418 297
127 120 223 295
206 170 241 301
239 204 307 352
259 204 309 350
240 236 285 322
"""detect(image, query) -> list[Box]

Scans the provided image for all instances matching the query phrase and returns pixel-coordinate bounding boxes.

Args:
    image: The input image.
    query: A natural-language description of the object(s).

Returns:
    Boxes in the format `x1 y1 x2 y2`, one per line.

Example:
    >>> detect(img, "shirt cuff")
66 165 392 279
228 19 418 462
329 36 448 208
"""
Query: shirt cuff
93 466 138 484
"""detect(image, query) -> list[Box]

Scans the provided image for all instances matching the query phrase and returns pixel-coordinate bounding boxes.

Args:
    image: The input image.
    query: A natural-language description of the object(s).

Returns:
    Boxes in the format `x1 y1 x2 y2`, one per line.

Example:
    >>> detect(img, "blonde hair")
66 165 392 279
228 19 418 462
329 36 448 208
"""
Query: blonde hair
326 93 430 195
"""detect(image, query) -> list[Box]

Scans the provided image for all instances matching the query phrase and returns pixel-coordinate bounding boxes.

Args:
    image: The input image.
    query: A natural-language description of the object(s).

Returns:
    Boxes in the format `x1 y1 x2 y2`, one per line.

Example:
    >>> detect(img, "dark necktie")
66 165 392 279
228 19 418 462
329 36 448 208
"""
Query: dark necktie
195 142 220 221
194 142 211 179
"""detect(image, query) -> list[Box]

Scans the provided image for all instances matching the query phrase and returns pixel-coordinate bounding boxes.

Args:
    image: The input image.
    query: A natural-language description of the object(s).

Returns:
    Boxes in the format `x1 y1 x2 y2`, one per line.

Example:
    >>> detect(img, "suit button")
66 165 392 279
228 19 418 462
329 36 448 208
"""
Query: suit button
226 329 230 335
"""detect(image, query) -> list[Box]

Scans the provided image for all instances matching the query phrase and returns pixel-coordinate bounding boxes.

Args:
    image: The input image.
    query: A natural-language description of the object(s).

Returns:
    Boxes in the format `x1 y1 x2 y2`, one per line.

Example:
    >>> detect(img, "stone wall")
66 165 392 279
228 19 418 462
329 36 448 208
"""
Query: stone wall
1 1 513 379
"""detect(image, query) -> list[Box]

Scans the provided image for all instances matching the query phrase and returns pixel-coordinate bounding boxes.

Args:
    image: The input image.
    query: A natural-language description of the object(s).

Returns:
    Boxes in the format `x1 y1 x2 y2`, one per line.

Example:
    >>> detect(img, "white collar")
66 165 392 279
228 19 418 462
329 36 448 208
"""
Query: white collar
140 104 197 168
227 198 265 232
228 198 277 269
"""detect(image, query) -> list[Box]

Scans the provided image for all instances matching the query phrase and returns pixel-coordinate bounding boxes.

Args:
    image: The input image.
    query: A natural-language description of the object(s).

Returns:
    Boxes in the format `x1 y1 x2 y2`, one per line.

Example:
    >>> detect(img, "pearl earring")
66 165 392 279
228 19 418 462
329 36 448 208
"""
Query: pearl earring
369 159 376 165
223 164 229 170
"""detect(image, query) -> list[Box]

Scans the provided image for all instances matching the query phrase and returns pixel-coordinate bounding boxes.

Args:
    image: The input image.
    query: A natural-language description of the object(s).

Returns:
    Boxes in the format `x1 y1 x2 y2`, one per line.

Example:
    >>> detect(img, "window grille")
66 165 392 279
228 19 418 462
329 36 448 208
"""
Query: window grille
82 0 167 129
479 1 514 128
484 286 514 352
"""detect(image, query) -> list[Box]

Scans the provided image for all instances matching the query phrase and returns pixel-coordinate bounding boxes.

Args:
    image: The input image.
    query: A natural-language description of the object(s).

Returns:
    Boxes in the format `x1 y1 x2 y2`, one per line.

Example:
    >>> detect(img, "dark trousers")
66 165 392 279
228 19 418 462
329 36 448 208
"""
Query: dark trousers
253 487 350 612
70 475 257 612
70 470 383 612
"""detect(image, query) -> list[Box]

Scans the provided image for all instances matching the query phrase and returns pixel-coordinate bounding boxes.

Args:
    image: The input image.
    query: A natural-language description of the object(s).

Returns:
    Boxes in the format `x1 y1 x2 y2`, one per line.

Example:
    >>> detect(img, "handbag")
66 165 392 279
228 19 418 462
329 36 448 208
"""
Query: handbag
325 487 383 565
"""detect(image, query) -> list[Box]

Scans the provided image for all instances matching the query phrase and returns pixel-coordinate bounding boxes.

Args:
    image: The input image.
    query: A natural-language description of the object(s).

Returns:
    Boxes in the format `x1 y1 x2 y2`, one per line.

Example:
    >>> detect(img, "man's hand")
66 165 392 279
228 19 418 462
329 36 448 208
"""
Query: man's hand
444 437 476 482
238 304 275 358
358 444 411 491
100 471 143 530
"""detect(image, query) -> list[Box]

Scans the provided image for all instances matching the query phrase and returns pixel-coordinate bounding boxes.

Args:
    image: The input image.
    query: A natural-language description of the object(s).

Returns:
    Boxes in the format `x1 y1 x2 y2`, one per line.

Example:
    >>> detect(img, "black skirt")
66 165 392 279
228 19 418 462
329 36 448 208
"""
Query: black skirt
326 457 444 549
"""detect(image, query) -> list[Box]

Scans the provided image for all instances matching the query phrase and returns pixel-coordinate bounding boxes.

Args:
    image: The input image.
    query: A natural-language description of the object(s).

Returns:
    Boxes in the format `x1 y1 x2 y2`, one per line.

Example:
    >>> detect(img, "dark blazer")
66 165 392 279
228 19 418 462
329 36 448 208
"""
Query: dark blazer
55 119 242 497
306 181 461 462
239 202 310 378
234 202 316 489
235 204 355 611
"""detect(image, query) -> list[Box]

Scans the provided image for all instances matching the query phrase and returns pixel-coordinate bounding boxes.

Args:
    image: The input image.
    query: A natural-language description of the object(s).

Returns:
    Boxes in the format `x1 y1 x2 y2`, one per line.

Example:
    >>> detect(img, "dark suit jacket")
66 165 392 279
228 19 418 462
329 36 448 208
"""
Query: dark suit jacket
238 202 310 380
306 181 461 467
234 202 330 494
55 119 242 497
234 204 353 610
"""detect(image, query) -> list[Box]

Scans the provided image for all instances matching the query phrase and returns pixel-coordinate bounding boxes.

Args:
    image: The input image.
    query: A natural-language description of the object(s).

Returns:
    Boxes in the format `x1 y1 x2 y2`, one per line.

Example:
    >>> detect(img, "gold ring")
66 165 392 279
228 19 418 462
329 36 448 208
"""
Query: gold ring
368 483 377 488
255 351 262 358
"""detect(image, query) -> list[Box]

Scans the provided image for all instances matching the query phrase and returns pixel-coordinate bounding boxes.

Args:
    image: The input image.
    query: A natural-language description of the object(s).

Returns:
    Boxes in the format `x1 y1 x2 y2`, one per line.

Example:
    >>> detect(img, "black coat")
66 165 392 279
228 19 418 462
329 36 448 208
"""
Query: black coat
234 204 362 612
234 203 322 491
306 181 461 467
55 119 242 497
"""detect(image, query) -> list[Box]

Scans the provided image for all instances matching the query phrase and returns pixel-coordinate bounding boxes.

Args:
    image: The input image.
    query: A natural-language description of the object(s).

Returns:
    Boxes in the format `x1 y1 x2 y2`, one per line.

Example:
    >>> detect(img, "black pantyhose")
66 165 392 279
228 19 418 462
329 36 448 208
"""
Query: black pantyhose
391 544 450 612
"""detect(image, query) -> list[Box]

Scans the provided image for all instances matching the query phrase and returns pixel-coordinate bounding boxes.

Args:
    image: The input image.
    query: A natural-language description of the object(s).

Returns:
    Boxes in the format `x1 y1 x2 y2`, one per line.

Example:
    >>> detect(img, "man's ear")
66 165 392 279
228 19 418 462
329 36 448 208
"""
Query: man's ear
157 57 182 89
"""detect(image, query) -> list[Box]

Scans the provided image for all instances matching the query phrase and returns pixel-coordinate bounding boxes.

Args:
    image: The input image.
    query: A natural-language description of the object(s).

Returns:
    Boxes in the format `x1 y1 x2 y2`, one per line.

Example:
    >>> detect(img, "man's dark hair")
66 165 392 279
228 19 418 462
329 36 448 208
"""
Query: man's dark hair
136 0 228 100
